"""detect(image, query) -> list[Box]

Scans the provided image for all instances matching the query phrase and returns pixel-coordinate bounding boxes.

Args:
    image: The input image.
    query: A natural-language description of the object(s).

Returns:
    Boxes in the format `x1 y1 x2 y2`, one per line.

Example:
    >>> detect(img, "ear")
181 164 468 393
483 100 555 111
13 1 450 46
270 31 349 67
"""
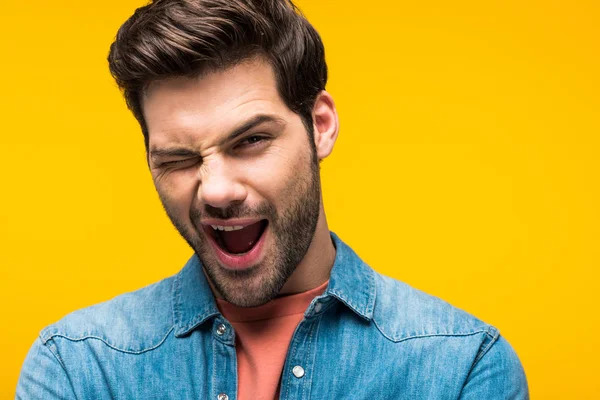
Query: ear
311 91 339 160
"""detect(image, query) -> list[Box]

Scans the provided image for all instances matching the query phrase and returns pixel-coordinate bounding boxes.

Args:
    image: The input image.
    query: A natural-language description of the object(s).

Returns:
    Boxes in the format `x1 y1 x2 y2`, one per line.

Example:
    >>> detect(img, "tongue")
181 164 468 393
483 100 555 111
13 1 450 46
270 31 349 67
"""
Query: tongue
219 221 264 254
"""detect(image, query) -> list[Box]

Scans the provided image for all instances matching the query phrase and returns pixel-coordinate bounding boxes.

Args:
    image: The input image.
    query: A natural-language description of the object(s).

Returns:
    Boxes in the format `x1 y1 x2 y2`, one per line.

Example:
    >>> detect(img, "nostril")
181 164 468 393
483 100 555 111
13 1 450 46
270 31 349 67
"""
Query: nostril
200 181 247 209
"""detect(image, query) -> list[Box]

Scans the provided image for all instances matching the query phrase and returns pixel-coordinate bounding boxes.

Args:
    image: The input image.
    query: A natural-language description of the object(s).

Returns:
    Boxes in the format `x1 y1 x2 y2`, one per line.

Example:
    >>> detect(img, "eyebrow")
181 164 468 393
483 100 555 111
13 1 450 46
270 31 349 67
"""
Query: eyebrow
149 148 199 160
218 113 286 146
149 113 286 160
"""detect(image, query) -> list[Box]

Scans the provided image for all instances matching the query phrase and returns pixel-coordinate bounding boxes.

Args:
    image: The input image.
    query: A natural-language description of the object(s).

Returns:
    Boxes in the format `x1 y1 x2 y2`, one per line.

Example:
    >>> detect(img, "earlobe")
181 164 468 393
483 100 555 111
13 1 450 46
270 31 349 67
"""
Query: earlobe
312 91 339 160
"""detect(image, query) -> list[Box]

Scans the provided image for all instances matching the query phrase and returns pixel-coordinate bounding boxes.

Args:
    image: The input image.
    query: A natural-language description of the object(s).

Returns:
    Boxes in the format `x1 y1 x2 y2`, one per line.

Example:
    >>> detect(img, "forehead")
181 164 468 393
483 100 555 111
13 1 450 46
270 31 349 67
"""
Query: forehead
142 58 290 148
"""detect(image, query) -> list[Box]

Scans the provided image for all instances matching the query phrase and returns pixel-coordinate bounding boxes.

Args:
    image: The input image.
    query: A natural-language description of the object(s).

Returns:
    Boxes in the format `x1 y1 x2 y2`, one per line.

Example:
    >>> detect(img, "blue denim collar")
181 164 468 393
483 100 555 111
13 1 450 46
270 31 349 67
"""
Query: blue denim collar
324 232 376 320
172 231 376 336
172 254 221 337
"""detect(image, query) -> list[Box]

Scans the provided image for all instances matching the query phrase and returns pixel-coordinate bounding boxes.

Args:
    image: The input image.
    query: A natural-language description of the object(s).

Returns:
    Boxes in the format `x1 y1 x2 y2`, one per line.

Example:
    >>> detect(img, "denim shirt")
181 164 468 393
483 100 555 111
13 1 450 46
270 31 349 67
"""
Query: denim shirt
17 233 529 399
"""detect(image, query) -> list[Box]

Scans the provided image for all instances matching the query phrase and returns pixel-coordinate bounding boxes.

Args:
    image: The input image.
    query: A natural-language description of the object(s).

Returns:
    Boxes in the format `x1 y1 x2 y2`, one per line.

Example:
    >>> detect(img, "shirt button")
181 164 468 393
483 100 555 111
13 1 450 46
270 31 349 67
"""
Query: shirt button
217 394 228 400
216 324 227 336
292 365 305 378
314 302 322 313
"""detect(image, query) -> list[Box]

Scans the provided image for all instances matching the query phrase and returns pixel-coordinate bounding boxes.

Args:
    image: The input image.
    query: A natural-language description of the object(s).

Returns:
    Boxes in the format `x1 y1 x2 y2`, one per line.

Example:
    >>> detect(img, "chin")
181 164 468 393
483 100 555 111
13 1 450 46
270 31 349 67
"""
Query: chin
204 257 287 307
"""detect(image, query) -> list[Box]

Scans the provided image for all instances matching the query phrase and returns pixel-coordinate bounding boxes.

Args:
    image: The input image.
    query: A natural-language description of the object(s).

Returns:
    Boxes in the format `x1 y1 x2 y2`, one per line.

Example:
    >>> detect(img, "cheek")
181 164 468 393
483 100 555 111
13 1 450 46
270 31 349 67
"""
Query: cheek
253 148 312 206
239 147 301 197
154 172 198 215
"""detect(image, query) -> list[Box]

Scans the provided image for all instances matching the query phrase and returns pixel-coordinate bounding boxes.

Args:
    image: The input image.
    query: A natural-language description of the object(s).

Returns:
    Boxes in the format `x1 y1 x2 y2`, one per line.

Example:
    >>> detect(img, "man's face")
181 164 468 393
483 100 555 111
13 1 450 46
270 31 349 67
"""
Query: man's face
143 58 321 307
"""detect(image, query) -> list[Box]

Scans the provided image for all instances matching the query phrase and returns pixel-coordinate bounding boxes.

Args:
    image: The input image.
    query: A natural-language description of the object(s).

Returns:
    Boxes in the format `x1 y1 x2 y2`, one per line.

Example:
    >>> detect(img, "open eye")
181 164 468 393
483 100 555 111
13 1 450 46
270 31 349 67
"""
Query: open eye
233 135 271 153
239 135 268 147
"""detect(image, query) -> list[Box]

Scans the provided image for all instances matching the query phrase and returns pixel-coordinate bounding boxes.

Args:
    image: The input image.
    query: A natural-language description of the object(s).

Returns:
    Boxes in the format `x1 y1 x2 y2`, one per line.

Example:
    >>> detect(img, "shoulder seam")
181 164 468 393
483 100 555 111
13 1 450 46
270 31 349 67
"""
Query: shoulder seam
41 326 176 355
43 337 69 371
42 337 78 396
472 326 500 365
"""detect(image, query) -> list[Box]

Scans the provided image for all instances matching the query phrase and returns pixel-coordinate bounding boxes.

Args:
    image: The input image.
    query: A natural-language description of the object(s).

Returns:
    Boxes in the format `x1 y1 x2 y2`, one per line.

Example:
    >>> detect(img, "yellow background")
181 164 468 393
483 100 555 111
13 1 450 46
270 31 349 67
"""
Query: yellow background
1 0 598 398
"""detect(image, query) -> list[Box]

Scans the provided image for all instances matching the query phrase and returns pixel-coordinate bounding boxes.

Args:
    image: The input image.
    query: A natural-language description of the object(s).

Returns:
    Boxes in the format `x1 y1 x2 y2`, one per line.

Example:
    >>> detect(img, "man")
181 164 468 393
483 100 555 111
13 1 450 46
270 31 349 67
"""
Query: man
17 0 529 398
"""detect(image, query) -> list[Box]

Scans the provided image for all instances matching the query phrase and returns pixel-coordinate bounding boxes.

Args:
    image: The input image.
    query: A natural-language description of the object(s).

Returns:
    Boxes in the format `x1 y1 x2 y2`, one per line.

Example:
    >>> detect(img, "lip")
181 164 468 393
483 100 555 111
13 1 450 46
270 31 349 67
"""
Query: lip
202 218 263 227
201 220 268 271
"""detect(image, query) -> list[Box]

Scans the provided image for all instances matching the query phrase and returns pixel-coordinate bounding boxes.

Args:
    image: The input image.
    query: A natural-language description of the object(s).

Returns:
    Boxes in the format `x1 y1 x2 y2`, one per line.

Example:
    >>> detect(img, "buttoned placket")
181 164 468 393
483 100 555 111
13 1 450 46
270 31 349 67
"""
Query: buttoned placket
210 316 238 400
278 298 326 399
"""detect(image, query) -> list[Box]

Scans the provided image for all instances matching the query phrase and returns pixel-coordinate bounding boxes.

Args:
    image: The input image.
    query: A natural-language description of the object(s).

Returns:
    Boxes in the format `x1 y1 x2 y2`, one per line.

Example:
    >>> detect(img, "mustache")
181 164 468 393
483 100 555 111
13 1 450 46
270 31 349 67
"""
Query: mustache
190 201 276 221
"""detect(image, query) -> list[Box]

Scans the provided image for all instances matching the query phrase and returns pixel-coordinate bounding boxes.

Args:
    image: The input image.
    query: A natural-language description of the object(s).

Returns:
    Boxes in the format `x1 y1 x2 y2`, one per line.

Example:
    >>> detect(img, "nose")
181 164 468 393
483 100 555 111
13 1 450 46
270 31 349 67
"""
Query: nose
198 158 247 209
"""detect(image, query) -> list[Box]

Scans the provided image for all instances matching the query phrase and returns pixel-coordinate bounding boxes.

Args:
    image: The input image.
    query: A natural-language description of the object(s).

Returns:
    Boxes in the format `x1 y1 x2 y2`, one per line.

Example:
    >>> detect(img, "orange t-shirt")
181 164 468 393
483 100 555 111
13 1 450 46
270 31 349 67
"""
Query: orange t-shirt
216 280 329 400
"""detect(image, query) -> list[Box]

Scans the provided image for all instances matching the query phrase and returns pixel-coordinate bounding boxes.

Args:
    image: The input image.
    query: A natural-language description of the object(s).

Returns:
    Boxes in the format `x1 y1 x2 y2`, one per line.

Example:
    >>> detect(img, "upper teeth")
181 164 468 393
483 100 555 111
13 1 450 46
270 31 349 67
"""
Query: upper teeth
211 225 245 231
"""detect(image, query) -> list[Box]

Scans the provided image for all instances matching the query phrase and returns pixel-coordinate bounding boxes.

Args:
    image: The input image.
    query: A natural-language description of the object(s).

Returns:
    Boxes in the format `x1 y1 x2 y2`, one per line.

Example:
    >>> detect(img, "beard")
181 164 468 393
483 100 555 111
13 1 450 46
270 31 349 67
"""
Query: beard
157 144 321 307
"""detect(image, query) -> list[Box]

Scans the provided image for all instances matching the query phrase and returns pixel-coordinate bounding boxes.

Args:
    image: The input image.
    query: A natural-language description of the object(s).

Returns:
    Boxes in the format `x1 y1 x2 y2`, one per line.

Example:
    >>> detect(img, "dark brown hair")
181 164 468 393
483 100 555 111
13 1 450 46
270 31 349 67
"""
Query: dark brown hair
108 0 327 150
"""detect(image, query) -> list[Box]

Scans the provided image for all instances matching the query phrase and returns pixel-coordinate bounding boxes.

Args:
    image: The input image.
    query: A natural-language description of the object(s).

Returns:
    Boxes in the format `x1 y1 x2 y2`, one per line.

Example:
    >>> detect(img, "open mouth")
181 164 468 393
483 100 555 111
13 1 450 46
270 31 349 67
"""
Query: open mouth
204 220 268 255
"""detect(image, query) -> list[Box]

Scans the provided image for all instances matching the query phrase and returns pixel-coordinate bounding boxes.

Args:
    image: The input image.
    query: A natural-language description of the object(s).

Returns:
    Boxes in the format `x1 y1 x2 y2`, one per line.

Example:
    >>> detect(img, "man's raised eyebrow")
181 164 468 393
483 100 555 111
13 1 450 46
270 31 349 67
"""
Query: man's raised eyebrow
219 114 287 146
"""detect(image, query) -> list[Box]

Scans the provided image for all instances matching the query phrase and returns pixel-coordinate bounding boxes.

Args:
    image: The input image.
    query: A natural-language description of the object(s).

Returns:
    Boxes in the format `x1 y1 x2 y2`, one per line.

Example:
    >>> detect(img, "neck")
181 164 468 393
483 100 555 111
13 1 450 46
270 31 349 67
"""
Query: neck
279 206 336 295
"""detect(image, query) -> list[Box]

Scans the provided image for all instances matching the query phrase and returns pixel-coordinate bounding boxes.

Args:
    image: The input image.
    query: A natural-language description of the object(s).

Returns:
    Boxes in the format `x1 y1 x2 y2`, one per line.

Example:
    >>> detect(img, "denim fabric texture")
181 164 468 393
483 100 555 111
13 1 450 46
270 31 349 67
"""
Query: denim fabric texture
17 232 529 399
